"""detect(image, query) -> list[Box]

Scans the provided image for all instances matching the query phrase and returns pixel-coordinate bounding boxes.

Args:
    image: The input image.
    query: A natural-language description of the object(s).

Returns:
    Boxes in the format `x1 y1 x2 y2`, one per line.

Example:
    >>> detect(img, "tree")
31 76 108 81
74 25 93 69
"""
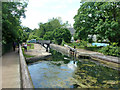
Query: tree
43 31 53 40
35 17 69 39
2 2 28 44
53 28 71 45
74 2 120 45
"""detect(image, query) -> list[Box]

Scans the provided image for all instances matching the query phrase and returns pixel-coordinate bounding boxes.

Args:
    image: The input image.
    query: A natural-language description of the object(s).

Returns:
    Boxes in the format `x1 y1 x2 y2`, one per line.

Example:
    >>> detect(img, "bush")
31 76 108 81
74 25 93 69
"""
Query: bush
80 40 88 47
99 43 119 57
61 40 66 46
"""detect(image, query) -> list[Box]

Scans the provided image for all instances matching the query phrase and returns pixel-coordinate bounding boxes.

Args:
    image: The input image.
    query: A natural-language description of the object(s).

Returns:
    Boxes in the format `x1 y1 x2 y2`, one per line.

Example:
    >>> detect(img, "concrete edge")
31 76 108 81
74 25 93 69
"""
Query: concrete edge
50 44 120 64
19 44 34 88
26 55 52 63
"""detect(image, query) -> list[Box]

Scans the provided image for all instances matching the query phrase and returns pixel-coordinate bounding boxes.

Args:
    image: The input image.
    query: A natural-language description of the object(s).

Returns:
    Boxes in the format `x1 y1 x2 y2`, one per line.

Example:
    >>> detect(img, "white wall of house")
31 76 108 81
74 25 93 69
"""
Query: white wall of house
88 35 97 42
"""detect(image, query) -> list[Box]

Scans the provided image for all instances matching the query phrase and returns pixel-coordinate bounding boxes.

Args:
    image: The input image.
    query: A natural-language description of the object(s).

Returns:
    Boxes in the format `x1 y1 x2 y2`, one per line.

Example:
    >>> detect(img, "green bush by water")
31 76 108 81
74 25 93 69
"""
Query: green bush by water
99 43 120 57
27 43 34 50
22 43 35 58
67 41 100 52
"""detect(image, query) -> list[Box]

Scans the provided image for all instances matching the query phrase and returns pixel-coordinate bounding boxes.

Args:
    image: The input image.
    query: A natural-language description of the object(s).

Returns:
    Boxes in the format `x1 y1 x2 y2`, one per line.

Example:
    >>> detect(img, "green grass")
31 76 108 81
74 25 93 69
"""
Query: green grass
24 54 35 58
27 43 34 50
67 42 101 52
22 43 35 58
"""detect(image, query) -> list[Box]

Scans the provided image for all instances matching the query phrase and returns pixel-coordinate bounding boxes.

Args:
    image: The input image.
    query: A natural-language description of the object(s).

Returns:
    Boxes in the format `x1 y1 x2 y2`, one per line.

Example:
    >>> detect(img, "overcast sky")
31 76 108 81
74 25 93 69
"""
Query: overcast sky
21 0 81 29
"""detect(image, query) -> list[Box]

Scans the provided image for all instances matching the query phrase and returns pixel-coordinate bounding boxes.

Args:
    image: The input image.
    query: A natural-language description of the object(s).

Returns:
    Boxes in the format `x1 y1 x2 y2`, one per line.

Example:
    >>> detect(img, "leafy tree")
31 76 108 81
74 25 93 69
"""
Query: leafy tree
43 31 53 40
28 34 38 40
2 2 28 44
53 28 71 45
34 17 69 39
74 2 120 45
22 26 33 42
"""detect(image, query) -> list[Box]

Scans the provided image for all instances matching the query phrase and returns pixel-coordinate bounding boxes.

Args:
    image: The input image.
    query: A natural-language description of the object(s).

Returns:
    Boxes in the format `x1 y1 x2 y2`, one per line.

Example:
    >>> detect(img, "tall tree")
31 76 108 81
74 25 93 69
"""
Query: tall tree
74 2 120 45
2 2 27 44
36 17 67 38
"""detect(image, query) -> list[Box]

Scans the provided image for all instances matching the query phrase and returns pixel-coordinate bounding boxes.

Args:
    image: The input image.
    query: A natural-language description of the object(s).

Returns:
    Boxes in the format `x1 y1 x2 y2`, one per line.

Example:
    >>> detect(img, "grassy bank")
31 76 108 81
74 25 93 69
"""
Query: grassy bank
27 43 34 50
22 43 35 58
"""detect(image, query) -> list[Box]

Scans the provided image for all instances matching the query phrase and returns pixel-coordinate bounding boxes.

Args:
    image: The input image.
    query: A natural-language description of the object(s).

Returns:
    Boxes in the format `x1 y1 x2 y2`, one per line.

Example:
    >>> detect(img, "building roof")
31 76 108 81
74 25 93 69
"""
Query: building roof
67 28 75 35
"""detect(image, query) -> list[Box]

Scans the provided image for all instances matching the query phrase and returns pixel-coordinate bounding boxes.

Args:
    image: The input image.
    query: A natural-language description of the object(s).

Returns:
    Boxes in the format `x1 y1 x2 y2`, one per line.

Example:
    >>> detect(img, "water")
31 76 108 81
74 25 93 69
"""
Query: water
92 43 109 47
28 49 120 88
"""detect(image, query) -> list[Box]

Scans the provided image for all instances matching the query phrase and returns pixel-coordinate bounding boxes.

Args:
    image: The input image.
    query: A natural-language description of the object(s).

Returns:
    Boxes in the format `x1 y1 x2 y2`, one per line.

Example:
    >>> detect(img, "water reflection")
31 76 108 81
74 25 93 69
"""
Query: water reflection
28 61 77 88
28 49 120 88
67 61 77 70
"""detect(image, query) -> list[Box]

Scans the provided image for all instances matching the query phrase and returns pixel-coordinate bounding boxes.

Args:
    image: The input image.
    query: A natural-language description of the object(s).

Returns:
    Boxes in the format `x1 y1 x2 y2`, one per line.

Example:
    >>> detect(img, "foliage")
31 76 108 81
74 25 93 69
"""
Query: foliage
22 47 34 58
61 40 66 46
73 33 79 41
27 43 34 50
2 43 12 55
28 34 38 40
22 27 33 42
80 40 88 47
67 40 88 47
43 31 53 40
53 28 71 45
99 43 120 57
2 2 28 44
30 17 72 43
74 2 120 45
67 42 101 52
34 17 64 39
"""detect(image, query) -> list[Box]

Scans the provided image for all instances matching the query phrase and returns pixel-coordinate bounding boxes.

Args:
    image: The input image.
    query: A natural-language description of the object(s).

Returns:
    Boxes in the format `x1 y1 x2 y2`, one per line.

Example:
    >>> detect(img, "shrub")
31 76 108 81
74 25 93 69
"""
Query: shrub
80 40 88 47
99 43 119 57
61 40 66 46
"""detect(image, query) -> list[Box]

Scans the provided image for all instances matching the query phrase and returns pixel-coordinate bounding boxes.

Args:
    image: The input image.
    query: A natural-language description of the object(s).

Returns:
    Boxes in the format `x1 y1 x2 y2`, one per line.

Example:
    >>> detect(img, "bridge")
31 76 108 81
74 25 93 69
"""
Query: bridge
37 40 51 52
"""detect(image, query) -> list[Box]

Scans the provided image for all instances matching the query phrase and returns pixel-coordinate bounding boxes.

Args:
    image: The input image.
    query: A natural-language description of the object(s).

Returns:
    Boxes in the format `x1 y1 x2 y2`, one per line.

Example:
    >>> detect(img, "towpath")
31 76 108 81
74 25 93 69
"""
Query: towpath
2 50 21 88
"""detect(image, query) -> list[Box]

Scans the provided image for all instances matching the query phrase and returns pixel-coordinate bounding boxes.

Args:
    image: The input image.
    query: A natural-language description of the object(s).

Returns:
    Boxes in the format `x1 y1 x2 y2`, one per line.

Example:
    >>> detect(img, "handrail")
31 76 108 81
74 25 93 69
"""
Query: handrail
19 44 34 88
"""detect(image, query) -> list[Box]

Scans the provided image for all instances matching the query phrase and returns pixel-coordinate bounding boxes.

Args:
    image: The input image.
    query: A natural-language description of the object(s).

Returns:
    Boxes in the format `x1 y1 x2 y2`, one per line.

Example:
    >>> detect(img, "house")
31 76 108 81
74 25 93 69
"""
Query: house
67 28 76 42
67 28 75 36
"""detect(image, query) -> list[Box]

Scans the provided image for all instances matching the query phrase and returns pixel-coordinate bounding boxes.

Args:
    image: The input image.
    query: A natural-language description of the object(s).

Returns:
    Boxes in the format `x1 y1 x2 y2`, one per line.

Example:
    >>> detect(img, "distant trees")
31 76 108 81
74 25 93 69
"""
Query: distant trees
31 17 71 45
34 18 64 38
74 2 120 45
53 28 71 45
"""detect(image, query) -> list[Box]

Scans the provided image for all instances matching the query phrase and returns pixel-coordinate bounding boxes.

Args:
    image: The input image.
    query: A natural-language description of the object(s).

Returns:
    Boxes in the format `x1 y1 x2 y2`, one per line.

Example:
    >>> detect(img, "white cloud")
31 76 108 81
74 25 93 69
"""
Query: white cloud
21 0 80 29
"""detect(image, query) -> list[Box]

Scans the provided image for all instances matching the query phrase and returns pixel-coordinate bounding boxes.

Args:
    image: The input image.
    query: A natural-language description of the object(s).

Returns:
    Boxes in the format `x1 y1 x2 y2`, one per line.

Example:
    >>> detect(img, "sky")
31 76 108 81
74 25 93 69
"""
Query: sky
21 0 81 30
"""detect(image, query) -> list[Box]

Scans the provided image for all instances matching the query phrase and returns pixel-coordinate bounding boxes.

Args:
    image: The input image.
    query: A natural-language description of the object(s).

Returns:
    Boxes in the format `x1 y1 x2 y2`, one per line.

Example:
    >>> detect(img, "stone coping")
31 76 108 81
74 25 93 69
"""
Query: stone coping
19 45 34 88
50 44 120 64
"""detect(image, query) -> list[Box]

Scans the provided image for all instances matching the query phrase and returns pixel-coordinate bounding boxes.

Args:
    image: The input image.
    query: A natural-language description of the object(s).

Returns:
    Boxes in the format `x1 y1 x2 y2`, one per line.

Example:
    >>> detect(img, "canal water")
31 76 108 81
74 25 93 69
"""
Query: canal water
28 49 120 88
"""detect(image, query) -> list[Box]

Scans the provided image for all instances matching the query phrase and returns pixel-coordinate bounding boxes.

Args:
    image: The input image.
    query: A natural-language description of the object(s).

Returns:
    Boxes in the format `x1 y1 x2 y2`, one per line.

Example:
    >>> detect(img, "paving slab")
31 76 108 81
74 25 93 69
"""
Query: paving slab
25 44 51 57
2 50 21 88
